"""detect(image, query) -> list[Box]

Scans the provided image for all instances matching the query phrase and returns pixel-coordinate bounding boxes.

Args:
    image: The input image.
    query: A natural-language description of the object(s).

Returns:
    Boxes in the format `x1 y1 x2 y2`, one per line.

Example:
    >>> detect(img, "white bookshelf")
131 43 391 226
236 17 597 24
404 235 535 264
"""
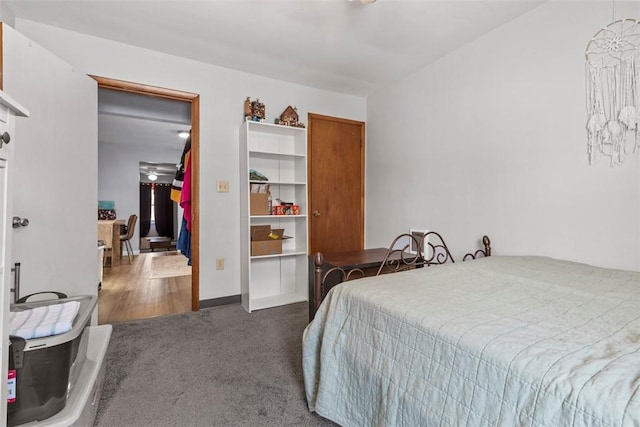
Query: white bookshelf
240 121 308 312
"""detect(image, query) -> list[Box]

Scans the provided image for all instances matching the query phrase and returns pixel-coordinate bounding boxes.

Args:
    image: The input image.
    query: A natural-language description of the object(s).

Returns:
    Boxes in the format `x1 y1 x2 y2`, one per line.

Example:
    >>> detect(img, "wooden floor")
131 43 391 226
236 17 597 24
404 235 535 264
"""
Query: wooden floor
98 251 192 324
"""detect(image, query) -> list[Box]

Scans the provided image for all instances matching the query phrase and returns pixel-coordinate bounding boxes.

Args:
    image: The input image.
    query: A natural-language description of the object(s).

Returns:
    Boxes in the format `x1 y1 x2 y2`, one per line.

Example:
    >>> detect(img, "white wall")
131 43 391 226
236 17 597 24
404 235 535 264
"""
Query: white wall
367 2 640 271
14 19 367 301
3 25 98 299
98 142 183 252
0 3 14 26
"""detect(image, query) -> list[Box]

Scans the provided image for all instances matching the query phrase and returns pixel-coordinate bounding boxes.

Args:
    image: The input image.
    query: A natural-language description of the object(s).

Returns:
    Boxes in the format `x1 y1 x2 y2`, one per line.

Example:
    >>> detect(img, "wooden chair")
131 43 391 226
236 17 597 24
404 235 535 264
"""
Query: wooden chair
120 214 137 264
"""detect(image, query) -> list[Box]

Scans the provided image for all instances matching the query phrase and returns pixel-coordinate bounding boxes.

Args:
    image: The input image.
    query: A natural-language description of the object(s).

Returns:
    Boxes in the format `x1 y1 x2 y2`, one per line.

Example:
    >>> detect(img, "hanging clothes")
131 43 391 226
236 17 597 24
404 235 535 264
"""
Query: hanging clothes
177 217 192 266
180 154 192 232
177 152 192 265
171 135 191 203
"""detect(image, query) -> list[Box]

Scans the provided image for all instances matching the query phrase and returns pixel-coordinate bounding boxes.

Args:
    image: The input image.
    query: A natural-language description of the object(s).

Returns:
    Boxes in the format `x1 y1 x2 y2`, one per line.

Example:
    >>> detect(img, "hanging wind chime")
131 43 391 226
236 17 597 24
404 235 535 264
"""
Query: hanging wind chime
585 16 640 165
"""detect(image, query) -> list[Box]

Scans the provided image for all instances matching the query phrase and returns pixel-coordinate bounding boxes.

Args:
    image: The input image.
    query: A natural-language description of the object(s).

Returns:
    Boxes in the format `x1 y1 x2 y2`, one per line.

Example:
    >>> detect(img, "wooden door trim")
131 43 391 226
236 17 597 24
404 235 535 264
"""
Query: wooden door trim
92 75 200 311
91 75 198 101
307 113 366 252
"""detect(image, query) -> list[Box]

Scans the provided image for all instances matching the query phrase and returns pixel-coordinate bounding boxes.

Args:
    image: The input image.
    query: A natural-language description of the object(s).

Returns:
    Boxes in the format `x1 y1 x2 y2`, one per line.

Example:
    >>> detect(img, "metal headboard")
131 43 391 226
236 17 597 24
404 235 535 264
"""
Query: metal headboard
310 234 492 321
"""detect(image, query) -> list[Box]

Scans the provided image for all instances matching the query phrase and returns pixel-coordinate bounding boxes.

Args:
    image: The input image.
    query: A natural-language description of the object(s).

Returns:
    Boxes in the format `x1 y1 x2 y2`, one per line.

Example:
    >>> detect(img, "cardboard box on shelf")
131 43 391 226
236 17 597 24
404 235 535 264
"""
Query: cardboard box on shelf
250 193 269 215
250 225 290 256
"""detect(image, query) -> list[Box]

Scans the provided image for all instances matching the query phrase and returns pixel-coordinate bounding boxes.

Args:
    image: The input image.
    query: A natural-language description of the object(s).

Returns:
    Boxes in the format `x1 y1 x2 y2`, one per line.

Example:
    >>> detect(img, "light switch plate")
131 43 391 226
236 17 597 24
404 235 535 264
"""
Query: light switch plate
216 180 229 193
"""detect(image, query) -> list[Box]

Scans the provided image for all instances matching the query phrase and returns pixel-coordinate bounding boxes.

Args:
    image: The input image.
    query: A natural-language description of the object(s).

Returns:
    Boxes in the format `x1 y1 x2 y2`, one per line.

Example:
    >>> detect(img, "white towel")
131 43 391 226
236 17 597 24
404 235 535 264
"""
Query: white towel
9 301 81 339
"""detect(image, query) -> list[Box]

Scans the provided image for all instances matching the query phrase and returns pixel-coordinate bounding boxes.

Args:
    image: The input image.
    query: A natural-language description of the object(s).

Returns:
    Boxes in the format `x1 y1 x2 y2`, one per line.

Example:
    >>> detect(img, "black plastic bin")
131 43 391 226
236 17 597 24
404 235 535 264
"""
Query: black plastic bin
7 294 96 426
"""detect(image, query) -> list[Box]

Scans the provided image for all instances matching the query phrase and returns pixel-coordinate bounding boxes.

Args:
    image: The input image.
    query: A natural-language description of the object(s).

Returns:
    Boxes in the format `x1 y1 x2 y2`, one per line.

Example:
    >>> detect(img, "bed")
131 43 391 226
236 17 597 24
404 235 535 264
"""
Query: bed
302 237 640 426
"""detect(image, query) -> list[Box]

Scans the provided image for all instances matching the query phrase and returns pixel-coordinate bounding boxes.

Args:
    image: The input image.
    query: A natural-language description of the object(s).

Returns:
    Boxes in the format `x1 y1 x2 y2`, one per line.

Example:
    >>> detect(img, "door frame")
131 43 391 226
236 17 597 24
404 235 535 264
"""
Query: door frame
307 113 365 253
91 75 200 311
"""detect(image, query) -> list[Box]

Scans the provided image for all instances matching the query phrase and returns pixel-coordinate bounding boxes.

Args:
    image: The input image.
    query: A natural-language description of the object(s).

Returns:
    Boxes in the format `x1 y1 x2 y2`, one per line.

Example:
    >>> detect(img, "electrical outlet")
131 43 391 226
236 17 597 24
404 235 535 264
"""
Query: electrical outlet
216 180 229 193
216 257 224 270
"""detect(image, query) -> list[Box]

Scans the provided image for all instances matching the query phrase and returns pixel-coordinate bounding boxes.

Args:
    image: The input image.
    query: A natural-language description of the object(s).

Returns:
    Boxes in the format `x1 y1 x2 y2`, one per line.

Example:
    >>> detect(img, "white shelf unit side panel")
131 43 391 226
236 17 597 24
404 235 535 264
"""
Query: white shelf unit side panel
240 125 251 312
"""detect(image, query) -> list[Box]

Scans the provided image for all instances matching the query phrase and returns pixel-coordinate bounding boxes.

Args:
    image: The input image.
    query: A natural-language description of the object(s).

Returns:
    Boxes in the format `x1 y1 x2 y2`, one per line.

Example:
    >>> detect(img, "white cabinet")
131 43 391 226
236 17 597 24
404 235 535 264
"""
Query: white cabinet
0 90 29 422
240 121 308 312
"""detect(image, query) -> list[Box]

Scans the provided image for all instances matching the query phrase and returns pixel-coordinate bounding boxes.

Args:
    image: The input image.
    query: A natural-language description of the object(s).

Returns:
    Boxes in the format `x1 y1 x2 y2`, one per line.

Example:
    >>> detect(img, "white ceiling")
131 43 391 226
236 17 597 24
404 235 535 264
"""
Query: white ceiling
6 0 544 97
139 161 180 183
98 88 191 149
5 0 544 149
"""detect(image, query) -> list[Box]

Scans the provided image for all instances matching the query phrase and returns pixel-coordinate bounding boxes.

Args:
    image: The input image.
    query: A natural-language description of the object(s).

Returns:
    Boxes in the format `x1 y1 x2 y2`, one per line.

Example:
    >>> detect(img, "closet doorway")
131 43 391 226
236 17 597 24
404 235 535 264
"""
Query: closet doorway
94 76 200 323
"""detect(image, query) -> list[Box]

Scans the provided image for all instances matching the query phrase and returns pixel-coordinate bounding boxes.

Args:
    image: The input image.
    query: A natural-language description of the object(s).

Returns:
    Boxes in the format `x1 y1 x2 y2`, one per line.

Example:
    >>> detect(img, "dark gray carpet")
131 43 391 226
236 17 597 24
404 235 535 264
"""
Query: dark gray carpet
94 302 337 427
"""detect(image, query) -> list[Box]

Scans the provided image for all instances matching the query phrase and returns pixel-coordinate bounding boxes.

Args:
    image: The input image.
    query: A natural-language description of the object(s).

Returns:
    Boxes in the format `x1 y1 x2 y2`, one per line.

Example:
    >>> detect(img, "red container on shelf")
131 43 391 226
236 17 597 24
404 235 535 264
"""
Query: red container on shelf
272 204 300 215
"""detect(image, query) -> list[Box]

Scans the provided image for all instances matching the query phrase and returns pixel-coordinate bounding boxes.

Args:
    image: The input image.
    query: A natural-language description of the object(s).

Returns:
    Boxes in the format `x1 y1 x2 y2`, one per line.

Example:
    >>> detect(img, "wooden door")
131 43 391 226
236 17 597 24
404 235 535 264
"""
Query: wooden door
308 114 365 254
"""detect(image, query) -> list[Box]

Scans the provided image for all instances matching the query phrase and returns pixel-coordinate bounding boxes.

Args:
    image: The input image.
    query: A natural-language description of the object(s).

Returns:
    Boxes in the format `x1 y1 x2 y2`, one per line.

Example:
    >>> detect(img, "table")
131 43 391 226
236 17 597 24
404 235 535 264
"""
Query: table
321 248 393 274
98 220 125 266
308 247 413 321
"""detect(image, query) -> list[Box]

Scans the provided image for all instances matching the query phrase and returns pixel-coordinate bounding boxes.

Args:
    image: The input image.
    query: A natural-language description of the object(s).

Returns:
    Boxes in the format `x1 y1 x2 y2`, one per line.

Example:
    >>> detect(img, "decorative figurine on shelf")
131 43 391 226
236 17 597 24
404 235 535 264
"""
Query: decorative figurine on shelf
244 97 251 120
276 105 305 127
244 97 266 122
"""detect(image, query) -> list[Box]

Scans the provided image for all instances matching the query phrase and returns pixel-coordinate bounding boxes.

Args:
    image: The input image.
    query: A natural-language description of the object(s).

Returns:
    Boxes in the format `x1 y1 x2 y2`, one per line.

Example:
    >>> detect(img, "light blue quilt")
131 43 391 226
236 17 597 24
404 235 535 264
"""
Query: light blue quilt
303 256 640 426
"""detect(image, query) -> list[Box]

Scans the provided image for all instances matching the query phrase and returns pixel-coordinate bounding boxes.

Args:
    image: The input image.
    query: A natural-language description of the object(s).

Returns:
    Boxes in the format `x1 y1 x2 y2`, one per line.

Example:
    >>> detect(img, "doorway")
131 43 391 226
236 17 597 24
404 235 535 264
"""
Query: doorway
93 76 200 323
139 161 181 253
308 113 365 254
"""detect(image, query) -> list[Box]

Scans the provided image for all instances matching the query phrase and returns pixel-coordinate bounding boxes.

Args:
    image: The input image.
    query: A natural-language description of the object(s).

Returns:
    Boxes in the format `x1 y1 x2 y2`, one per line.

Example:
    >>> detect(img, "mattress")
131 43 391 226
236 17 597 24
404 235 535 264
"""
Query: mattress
302 256 640 426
